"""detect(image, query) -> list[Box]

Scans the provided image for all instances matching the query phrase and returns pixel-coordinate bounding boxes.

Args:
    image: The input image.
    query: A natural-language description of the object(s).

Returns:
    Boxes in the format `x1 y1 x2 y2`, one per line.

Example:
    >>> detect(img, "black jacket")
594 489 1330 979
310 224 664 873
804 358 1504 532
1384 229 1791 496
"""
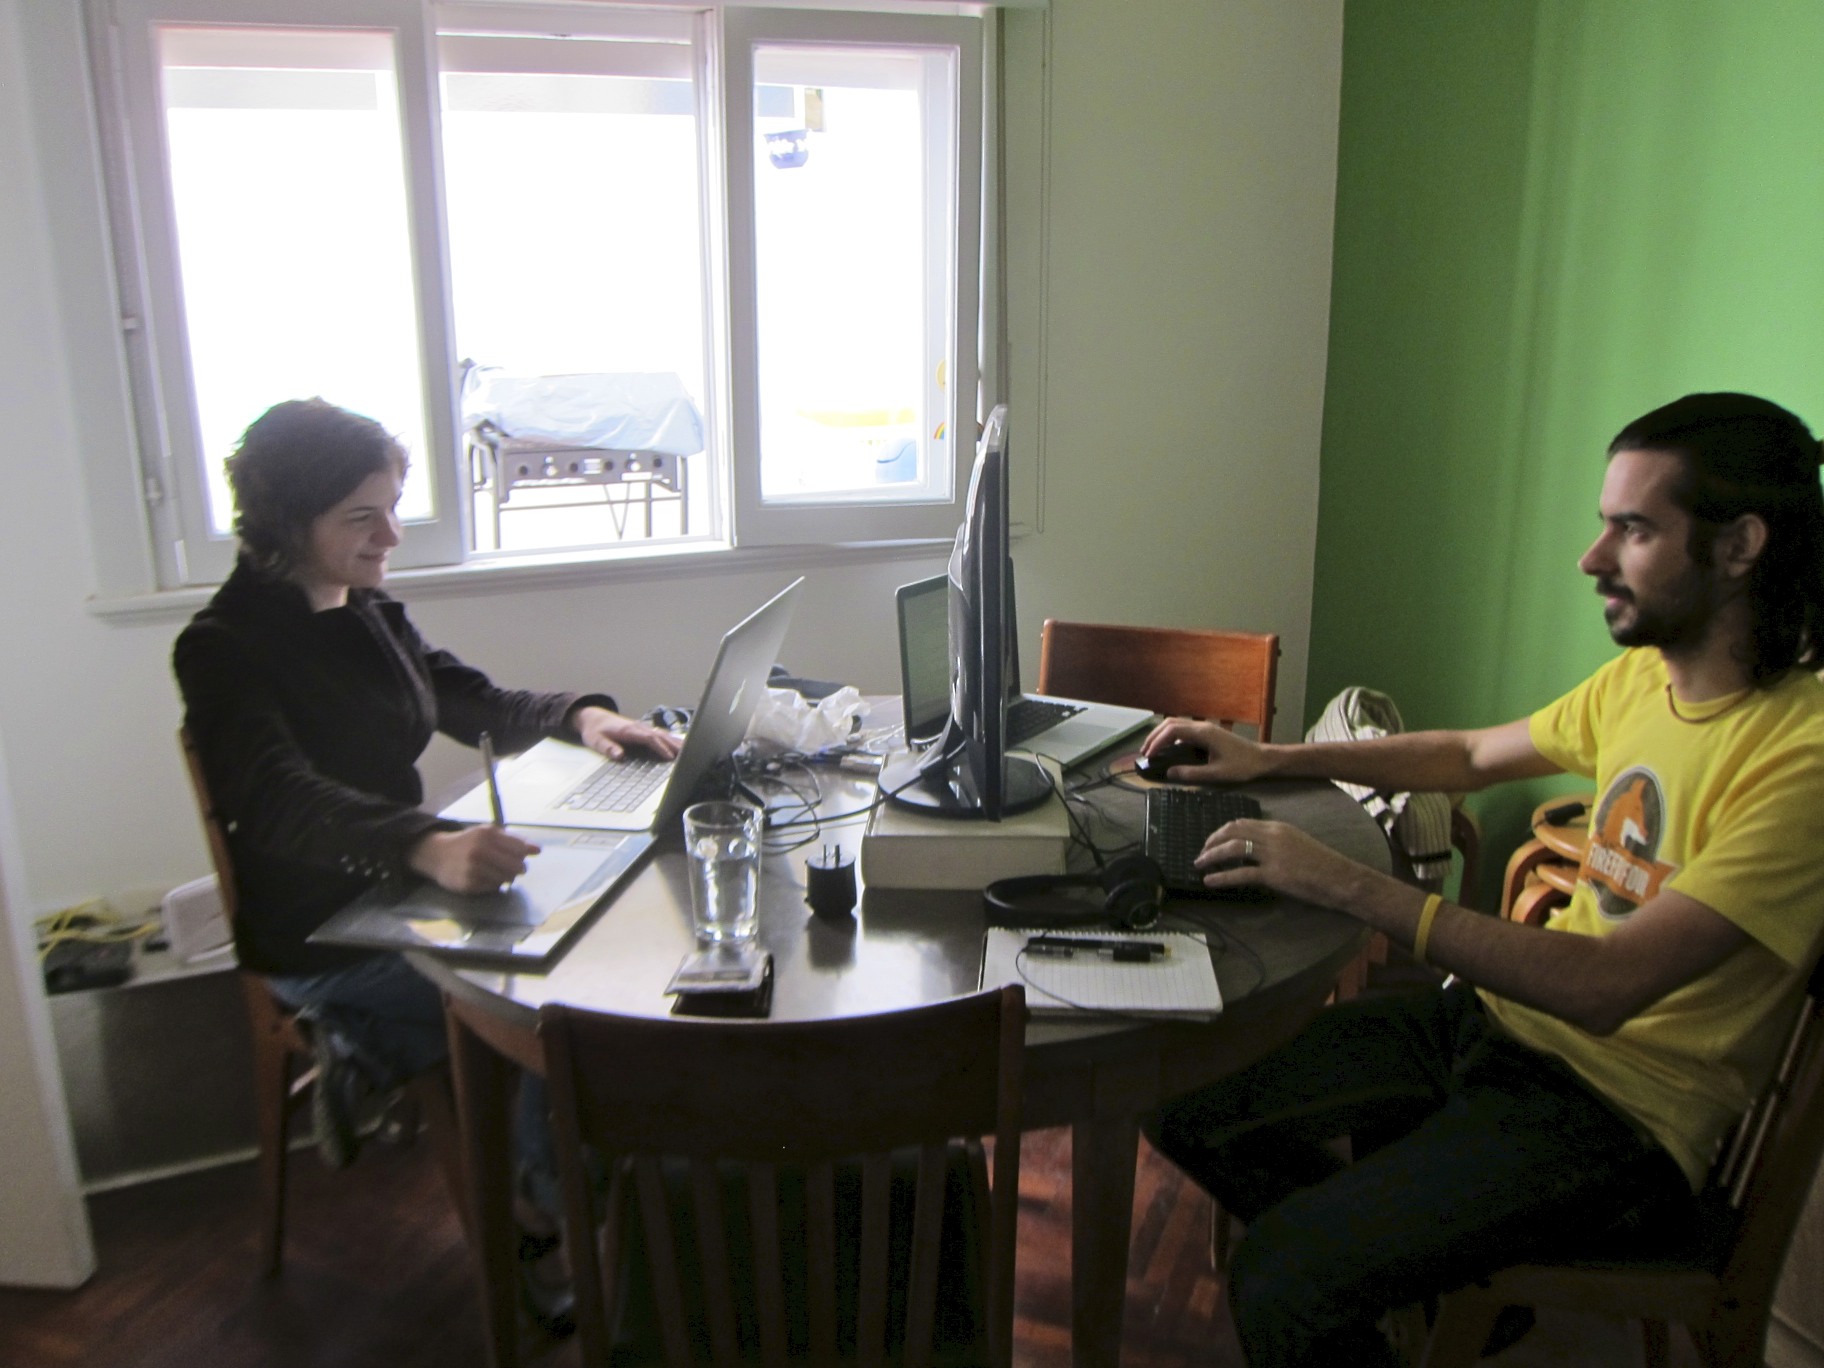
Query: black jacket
174 561 613 973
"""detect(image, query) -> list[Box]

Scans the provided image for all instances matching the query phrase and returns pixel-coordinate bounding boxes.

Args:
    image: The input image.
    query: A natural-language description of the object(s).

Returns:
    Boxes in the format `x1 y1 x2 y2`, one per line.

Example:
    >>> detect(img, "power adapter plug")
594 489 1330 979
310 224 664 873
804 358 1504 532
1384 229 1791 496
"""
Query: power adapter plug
806 844 857 921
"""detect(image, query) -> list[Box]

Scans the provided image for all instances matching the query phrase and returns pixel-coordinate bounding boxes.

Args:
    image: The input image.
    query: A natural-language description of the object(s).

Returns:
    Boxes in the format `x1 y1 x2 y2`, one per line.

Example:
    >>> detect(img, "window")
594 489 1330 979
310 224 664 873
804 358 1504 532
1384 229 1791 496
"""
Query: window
93 0 986 586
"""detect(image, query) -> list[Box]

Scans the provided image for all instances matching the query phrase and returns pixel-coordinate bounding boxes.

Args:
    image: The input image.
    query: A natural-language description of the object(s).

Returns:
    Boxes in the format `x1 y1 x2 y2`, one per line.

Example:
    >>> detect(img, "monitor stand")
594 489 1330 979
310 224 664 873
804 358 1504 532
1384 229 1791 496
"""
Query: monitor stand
878 748 1052 819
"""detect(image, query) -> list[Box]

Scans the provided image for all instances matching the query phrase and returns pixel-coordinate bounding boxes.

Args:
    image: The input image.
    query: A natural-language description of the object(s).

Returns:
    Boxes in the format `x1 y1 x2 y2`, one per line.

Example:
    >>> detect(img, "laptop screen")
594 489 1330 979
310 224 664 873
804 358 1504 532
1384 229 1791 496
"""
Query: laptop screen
896 576 951 742
896 570 1027 744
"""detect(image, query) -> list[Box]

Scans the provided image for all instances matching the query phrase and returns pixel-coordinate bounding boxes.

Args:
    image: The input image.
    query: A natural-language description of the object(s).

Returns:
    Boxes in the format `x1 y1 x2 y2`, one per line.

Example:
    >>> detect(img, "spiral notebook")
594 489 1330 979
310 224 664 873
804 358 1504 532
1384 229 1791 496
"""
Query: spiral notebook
978 928 1223 1019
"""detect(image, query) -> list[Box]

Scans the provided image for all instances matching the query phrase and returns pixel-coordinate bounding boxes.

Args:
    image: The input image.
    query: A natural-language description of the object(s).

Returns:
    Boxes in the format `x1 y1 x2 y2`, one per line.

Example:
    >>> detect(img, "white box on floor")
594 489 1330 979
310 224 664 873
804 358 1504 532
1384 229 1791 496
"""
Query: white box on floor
162 874 231 962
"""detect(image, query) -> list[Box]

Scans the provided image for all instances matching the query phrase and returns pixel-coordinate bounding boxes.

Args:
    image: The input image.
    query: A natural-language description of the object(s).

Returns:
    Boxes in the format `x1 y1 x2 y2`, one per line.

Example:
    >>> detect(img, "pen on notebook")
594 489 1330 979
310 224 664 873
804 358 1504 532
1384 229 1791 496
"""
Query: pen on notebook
1025 935 1169 962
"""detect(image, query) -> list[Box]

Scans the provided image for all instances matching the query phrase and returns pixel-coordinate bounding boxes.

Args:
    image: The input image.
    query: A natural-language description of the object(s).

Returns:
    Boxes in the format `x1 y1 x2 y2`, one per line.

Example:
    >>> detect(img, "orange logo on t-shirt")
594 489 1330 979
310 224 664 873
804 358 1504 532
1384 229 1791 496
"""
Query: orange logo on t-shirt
1583 767 1679 919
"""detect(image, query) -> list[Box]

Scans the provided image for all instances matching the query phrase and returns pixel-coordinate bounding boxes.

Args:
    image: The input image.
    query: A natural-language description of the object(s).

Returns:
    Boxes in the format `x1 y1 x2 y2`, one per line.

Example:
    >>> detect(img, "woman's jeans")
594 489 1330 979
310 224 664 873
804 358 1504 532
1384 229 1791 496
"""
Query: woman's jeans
269 953 559 1216
1143 983 1694 1367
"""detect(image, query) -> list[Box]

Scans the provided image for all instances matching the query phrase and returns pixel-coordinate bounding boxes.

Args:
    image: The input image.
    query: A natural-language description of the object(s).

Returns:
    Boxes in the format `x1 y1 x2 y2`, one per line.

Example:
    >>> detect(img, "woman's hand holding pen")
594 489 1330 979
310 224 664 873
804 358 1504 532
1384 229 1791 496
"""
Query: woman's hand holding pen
408 826 540 895
571 705 684 762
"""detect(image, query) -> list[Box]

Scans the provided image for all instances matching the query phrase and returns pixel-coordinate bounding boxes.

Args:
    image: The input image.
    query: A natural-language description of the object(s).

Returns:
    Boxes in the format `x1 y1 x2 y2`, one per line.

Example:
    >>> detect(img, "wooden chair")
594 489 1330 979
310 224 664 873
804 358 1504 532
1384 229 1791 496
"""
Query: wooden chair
1036 620 1279 740
177 727 464 1276
535 985 1027 1368
1497 794 1594 927
1417 953 1824 1368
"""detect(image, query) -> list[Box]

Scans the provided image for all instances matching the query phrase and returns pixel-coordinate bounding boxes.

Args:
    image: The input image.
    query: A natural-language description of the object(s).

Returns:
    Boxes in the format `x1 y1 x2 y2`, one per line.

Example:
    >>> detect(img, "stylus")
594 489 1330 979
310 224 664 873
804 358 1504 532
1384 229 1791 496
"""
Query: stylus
478 732 516 892
478 732 507 827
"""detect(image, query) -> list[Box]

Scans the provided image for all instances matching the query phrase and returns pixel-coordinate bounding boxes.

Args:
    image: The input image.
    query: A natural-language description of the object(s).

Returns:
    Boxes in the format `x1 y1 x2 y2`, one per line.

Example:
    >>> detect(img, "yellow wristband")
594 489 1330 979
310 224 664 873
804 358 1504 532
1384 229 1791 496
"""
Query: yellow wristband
1412 893 1444 966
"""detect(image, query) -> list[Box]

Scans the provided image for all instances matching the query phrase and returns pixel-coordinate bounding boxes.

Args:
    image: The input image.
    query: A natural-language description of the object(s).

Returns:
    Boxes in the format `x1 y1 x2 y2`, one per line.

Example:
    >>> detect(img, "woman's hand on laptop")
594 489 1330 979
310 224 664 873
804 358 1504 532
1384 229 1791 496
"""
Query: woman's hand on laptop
1140 718 1267 783
571 706 684 762
409 826 541 894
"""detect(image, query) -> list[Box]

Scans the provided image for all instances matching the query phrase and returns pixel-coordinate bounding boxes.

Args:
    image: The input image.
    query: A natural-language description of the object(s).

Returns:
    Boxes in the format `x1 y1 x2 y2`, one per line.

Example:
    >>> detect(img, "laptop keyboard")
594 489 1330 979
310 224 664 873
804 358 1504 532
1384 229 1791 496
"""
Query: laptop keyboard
557 756 671 814
1007 697 1086 745
1144 788 1263 893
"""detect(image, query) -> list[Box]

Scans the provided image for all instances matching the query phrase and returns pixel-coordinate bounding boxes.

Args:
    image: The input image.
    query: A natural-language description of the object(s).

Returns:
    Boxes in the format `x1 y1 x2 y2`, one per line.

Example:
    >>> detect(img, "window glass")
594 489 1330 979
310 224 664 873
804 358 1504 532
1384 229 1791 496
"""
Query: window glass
155 26 432 535
438 26 710 551
750 44 956 503
93 4 985 584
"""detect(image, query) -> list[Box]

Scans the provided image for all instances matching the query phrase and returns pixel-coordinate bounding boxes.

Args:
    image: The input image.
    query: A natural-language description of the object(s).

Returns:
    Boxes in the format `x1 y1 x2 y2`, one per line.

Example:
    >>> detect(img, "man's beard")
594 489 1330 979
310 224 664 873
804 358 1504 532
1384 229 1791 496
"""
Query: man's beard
1597 569 1721 652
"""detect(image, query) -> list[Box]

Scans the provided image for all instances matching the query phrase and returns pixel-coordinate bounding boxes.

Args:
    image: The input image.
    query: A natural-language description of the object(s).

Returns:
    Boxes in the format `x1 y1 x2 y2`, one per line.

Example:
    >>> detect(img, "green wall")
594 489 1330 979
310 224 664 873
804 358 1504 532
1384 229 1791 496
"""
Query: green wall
1311 0 1824 902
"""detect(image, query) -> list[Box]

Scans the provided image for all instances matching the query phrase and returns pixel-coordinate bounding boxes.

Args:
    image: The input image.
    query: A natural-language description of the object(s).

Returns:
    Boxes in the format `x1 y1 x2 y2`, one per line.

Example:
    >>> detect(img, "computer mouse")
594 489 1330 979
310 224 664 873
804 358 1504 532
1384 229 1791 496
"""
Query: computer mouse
1134 742 1209 780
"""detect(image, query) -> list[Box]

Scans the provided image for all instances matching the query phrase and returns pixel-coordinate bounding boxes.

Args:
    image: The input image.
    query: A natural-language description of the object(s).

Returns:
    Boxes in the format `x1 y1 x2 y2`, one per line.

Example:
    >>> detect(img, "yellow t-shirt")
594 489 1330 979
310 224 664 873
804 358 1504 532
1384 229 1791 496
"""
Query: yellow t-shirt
1484 649 1824 1189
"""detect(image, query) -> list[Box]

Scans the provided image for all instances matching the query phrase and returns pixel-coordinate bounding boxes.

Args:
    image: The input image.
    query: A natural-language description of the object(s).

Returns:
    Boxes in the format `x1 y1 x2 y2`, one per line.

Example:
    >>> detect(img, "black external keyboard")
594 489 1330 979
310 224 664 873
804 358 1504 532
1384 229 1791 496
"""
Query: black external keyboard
1007 697 1085 745
1144 788 1263 893
558 756 670 813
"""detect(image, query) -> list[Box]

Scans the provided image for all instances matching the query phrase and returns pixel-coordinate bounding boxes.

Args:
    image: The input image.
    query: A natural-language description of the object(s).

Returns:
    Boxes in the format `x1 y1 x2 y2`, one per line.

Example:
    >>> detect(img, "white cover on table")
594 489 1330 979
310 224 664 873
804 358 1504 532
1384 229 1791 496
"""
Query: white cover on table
461 366 705 456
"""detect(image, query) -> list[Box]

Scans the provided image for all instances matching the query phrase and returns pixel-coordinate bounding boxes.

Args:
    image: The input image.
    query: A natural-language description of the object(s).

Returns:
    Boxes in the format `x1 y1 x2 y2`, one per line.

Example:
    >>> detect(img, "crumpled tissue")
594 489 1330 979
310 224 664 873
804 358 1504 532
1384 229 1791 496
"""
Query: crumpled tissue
745 686 870 754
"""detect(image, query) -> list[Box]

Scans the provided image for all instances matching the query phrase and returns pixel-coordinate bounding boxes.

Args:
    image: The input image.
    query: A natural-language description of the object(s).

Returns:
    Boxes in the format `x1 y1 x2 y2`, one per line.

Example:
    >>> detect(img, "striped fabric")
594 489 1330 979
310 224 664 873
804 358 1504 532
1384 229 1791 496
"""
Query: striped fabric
1305 687 1455 886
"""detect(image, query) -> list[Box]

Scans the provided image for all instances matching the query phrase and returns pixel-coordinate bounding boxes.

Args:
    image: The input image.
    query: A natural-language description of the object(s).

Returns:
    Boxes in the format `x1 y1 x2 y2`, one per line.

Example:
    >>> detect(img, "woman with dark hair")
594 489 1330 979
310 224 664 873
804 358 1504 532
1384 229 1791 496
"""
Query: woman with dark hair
174 398 676 1328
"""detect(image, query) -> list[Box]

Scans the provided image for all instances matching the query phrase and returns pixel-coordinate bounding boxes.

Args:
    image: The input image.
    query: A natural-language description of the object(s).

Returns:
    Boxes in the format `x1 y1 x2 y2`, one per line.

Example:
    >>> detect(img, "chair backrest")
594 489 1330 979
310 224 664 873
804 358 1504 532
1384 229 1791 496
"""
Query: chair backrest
1036 619 1279 741
538 986 1027 1368
177 725 241 928
1707 954 1824 1318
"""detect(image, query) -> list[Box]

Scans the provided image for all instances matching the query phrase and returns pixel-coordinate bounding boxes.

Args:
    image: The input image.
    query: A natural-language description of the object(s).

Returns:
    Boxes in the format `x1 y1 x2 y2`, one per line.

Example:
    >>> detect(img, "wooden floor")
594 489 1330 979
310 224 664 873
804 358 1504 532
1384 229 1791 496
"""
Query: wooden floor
0 1123 1696 1368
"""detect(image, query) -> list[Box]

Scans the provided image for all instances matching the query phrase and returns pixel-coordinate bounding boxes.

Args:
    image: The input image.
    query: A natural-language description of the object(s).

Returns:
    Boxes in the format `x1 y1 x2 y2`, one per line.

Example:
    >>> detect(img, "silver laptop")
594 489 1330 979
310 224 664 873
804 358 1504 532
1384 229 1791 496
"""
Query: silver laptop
895 574 1152 769
442 578 804 833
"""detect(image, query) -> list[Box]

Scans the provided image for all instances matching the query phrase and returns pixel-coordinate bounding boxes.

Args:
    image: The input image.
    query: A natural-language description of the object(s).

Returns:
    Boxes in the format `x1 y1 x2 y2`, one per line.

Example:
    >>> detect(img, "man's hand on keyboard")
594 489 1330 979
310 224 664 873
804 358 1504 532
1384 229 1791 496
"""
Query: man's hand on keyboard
409 826 542 894
1141 718 1266 784
1193 816 1359 907
571 706 684 762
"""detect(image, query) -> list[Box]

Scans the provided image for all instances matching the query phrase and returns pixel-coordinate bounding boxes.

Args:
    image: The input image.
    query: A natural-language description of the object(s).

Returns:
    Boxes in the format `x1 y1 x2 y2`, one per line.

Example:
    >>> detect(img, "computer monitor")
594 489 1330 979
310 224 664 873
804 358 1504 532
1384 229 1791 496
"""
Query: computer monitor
879 406 1051 819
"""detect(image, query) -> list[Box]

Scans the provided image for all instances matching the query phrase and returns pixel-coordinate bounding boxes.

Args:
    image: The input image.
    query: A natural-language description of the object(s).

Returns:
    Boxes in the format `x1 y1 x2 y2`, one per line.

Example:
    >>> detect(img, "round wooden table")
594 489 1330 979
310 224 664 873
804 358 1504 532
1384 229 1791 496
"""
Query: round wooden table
417 765 1389 1368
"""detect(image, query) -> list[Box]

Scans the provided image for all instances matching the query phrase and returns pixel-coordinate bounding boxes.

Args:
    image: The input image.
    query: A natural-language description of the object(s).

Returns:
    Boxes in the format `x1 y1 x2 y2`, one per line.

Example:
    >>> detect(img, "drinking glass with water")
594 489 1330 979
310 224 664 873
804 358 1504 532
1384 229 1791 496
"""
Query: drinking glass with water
683 801 763 944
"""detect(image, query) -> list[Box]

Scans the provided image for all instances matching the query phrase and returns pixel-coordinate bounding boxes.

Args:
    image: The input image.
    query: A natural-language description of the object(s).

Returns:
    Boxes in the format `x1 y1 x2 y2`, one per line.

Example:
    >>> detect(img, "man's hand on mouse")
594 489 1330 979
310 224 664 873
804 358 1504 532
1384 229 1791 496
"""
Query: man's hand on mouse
1140 718 1270 784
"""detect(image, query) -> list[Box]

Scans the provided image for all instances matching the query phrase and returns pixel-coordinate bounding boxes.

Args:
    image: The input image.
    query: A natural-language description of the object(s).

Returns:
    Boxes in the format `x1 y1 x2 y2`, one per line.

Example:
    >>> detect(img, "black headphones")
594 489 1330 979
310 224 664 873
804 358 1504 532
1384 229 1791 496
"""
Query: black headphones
982 854 1167 931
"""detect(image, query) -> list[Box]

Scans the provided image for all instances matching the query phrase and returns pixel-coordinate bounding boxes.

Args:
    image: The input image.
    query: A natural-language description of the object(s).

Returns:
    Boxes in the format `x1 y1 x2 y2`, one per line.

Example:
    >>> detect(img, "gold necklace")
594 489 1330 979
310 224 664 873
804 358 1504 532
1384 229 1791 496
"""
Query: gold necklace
1663 683 1751 724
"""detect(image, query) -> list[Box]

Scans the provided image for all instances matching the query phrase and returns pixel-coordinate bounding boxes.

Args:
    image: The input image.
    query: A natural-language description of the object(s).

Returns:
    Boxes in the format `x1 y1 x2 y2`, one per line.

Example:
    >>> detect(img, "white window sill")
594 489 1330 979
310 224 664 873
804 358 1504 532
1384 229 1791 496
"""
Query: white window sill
83 536 952 623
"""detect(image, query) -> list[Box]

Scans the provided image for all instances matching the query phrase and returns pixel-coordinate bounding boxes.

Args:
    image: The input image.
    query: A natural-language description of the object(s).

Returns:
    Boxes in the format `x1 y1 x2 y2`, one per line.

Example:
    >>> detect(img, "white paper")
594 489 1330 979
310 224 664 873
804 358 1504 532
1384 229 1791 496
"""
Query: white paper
979 928 1223 1019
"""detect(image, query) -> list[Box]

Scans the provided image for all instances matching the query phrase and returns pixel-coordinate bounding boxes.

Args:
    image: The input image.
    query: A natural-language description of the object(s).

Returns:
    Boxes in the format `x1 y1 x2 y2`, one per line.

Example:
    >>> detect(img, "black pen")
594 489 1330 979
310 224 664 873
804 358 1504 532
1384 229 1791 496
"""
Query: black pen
1025 935 1169 962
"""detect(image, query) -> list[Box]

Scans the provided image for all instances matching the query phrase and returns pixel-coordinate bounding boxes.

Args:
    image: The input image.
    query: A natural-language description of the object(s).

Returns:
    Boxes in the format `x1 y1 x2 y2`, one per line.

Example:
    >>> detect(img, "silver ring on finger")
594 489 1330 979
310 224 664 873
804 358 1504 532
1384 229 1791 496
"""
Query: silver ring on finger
1244 839 1255 858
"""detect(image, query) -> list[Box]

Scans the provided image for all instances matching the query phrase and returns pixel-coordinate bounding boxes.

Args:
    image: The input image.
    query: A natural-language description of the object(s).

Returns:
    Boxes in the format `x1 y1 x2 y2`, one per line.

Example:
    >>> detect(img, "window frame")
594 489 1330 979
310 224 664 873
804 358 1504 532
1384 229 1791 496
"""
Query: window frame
87 0 990 591
721 5 983 545
104 0 463 585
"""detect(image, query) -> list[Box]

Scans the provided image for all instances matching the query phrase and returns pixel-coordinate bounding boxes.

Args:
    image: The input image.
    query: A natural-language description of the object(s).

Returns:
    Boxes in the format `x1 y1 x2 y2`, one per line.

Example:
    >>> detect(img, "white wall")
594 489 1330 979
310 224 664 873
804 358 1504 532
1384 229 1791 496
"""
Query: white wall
0 747 95 1287
0 0 1342 1276
0 0 97 1287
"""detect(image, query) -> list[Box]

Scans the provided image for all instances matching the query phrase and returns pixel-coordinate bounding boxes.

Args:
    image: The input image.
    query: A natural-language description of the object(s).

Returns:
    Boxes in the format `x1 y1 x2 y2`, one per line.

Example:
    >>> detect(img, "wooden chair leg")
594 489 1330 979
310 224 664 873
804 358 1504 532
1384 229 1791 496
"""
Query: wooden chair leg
410 1067 476 1251
1640 1317 1671 1368
1208 1202 1234 1273
1331 945 1371 1003
1449 805 1480 912
1418 1287 1504 1368
1383 1302 1432 1366
250 1019 295 1278
1697 1304 1774 1368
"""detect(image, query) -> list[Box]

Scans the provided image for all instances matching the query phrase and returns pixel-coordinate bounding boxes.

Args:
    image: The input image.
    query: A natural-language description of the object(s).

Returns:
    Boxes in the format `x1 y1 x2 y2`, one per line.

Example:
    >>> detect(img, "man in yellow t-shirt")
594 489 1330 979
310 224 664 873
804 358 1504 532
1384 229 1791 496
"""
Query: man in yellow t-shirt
1140 392 1824 1368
